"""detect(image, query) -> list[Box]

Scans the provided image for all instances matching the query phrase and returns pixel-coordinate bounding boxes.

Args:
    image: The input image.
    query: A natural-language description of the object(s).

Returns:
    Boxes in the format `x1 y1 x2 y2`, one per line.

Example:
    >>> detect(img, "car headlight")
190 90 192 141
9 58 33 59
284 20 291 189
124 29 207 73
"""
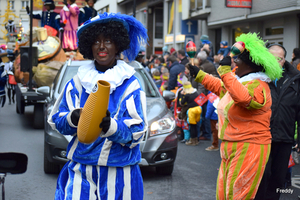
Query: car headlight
150 113 175 136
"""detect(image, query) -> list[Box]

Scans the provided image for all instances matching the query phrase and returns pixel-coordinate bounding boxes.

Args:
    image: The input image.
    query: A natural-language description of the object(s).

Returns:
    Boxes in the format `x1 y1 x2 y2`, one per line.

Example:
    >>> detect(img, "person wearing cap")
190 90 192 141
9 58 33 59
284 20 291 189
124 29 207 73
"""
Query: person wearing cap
48 12 148 199
27 0 60 34
197 34 214 58
189 32 283 199
59 0 80 51
179 81 202 146
135 46 149 73
217 41 231 57
78 0 98 26
162 45 169 56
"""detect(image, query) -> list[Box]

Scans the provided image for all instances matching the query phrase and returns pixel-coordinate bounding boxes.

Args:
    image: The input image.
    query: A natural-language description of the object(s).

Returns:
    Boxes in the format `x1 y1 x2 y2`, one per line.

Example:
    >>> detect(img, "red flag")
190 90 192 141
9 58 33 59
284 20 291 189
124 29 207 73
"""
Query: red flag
288 154 296 168
207 93 218 103
194 93 208 106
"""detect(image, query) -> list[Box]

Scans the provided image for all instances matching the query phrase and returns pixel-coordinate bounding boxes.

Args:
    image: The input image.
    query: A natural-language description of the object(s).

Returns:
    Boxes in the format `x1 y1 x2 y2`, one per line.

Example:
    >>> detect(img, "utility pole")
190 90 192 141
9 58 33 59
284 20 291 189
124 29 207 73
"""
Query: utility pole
133 0 136 17
28 0 33 91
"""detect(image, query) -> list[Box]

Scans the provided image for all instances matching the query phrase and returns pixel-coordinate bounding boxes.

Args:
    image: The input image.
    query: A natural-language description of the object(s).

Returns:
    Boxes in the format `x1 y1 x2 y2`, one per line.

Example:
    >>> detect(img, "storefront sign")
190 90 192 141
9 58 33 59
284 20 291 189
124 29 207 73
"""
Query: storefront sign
165 35 174 44
226 0 252 8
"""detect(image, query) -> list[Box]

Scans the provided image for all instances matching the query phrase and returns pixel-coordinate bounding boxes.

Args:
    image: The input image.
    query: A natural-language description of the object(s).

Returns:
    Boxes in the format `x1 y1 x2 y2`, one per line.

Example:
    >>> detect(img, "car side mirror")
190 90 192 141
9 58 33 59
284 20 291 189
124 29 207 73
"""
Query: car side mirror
36 86 50 96
0 153 28 174
163 90 175 101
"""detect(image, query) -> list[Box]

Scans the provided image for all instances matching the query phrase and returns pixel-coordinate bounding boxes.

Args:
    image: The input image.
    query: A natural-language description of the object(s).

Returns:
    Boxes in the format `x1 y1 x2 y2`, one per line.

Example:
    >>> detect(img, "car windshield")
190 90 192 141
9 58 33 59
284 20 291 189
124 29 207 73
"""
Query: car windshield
58 65 159 98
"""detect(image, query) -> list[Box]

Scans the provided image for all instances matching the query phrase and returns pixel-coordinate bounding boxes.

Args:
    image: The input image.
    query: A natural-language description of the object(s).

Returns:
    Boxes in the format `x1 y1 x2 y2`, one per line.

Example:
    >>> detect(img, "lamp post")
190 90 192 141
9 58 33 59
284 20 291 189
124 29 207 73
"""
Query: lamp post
133 0 136 17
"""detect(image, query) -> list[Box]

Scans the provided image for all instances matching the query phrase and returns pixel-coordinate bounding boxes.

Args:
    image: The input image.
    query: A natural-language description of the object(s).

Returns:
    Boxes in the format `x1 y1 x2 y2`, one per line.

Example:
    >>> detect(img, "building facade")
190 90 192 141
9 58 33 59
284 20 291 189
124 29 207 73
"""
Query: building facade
1 0 299 60
95 0 300 60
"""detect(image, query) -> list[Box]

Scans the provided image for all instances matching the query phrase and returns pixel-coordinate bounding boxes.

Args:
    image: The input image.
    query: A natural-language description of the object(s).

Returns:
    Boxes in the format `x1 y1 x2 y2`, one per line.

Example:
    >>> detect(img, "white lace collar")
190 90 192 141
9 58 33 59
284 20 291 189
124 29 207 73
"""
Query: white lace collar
63 3 78 11
235 72 271 83
77 60 135 94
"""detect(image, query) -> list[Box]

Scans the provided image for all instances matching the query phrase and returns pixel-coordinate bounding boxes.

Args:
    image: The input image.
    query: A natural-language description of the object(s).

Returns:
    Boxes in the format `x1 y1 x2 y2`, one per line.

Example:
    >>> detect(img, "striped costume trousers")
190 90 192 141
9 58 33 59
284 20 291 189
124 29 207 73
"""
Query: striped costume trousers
55 161 143 200
216 141 270 200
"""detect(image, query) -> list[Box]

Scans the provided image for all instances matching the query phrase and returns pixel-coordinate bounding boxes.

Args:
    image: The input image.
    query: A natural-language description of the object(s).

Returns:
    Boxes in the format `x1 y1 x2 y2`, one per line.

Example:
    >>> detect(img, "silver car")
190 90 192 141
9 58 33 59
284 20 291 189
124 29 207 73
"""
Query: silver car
43 60 177 175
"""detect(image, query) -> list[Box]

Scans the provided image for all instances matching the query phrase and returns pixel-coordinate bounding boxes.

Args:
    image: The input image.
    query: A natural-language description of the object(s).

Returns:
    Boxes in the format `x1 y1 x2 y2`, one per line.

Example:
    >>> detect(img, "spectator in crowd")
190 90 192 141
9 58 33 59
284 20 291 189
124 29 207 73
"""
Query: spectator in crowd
145 54 158 66
162 46 169 56
152 69 162 88
170 47 176 55
205 91 219 151
159 67 169 95
202 47 214 63
291 47 300 70
197 51 218 77
78 0 98 26
166 55 185 90
255 44 300 200
178 49 189 66
135 46 150 73
155 56 165 74
189 32 283 199
185 61 205 140
59 0 80 51
4 53 16 104
197 51 218 141
0 58 7 109
213 53 222 75
180 81 202 146
197 35 214 58
217 41 231 57
28 0 60 35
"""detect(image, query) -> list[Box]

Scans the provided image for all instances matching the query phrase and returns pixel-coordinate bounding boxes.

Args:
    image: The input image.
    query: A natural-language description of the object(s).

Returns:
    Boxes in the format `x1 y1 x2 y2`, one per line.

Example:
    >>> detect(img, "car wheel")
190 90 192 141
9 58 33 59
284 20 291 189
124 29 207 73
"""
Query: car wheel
44 144 60 174
33 104 44 129
156 164 174 175
16 100 25 114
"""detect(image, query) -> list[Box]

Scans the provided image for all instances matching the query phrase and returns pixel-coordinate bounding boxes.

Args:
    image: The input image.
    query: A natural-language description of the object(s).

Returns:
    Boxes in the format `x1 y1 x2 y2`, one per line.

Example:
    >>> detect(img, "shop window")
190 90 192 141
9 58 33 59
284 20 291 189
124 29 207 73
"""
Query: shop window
155 8 163 39
265 26 284 36
232 26 249 43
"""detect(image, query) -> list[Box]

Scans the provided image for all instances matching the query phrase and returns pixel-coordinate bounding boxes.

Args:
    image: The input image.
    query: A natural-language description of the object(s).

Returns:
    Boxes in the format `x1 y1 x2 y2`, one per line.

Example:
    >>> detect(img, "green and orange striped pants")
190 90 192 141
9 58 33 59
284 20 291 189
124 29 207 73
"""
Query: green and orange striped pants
216 141 270 200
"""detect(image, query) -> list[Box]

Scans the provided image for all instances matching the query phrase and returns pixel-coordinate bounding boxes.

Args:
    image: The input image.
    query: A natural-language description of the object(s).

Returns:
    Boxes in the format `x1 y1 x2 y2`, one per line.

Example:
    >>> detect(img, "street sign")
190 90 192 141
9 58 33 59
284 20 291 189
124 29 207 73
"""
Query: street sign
181 20 198 35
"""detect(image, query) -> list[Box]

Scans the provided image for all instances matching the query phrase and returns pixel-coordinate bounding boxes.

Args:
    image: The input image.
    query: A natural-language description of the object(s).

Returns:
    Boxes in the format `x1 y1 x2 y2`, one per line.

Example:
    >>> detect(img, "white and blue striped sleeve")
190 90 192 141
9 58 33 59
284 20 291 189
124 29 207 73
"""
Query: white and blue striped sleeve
48 79 81 135
100 79 147 148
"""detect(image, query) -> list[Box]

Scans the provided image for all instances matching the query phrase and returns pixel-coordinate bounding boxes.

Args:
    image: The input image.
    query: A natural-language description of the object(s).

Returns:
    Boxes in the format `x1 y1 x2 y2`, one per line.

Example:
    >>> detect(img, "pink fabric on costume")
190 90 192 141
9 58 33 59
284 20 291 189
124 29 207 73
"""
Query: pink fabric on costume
60 4 79 50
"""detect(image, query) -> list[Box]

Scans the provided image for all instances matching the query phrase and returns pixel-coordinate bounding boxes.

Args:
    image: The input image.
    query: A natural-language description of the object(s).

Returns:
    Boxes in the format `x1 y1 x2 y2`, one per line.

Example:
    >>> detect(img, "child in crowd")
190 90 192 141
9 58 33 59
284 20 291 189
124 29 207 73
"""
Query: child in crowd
217 41 231 57
205 91 219 151
180 81 202 146
152 69 162 88
159 67 169 95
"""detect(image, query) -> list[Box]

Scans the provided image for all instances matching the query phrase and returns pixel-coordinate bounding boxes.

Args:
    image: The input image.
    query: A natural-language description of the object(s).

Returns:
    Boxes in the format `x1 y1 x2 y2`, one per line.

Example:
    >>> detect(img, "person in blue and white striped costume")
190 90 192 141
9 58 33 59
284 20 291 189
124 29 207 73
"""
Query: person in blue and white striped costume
48 12 148 200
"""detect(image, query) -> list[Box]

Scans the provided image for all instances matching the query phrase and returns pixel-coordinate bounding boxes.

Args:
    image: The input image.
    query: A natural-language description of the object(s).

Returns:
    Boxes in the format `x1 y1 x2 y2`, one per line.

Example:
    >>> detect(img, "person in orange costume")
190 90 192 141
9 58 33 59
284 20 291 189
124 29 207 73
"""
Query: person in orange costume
189 33 283 200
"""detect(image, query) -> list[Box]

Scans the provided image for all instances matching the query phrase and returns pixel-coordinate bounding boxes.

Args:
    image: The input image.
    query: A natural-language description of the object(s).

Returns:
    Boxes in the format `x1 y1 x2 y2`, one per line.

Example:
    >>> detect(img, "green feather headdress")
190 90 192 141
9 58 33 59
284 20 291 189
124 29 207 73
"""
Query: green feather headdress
235 33 283 81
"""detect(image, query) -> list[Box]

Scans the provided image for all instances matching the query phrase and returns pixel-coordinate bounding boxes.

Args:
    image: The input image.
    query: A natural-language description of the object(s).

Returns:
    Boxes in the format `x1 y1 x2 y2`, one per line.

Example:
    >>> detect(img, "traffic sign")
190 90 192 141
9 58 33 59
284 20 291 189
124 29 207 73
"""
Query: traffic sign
181 20 198 35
